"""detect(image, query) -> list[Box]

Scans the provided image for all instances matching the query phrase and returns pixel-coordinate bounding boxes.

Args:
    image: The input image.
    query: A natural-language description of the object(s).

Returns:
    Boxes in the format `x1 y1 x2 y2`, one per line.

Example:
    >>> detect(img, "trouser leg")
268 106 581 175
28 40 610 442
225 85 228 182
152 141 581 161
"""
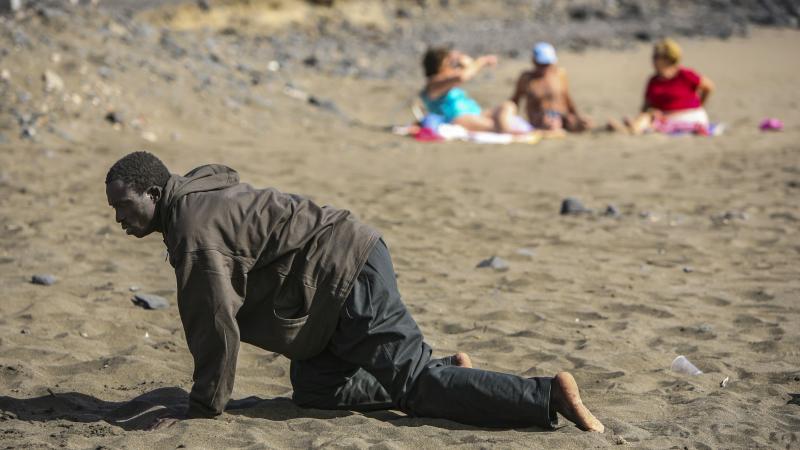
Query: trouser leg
293 240 556 428
290 349 394 411
405 366 557 428
325 239 434 410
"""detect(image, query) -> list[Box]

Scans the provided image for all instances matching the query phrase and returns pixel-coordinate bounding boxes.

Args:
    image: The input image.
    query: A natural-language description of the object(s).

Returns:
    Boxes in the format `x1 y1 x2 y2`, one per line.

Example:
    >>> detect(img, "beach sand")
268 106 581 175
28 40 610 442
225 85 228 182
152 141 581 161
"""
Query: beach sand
0 13 798 448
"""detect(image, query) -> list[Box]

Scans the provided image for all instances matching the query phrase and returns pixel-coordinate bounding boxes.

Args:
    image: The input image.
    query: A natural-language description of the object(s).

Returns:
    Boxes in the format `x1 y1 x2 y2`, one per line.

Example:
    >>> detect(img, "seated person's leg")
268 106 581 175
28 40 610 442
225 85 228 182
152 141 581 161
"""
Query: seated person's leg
452 114 497 132
627 111 656 135
605 118 629 133
543 110 565 131
564 113 593 132
491 100 522 134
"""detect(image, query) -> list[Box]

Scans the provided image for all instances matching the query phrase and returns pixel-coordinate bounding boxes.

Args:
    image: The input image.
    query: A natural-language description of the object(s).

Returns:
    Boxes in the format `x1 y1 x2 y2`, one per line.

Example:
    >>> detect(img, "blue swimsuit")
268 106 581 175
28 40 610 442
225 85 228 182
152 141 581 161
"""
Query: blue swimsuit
421 88 482 123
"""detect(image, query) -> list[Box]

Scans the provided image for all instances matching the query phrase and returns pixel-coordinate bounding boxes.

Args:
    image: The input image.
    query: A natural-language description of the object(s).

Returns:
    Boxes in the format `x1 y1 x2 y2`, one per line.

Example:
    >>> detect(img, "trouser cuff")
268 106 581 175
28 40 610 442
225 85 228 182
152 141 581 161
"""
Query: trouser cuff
539 376 559 429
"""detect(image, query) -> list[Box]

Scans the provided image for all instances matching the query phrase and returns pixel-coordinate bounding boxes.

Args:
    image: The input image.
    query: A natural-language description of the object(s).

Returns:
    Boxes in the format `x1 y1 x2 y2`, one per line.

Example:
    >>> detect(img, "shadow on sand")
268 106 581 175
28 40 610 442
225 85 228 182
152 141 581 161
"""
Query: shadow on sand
0 388 549 432
0 387 189 431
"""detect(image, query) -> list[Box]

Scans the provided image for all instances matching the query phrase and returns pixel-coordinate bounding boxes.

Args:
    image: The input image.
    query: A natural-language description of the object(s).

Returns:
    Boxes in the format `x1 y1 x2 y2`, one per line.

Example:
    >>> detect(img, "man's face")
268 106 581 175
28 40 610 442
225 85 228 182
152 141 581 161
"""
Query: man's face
106 179 160 238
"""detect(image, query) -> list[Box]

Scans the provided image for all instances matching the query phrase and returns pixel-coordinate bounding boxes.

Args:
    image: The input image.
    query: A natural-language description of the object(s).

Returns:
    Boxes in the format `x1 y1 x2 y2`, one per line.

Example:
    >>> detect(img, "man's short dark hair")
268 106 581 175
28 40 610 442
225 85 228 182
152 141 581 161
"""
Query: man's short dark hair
105 151 170 193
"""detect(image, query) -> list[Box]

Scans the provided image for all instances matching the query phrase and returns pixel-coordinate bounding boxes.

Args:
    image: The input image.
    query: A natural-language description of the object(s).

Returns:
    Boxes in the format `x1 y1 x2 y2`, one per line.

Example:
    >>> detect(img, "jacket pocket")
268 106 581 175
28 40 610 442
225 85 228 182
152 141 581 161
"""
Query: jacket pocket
273 274 315 323
272 309 308 326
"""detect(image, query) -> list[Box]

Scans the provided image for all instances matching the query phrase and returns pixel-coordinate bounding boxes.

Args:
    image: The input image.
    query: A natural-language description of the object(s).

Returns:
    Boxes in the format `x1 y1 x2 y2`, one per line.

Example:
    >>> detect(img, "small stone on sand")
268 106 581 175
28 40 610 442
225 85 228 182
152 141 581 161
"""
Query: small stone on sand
132 293 169 310
477 256 509 272
560 197 591 215
515 248 535 258
604 204 621 217
31 274 56 286
42 70 64 93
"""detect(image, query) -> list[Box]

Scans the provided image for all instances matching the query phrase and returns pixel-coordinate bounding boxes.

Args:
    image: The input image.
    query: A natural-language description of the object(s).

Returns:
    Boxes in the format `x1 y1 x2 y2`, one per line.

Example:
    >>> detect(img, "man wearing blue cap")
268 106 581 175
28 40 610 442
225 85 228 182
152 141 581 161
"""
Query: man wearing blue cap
511 42 592 132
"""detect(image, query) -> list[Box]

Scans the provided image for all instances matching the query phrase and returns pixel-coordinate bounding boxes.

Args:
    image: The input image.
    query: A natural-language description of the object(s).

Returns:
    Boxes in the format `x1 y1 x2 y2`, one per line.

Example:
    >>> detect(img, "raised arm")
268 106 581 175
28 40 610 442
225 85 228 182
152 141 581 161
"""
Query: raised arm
174 250 246 419
425 54 498 99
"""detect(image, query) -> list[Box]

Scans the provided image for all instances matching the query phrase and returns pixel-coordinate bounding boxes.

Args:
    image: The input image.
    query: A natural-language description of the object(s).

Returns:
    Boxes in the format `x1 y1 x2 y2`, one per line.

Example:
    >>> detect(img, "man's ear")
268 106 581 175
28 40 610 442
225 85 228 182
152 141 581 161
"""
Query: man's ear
146 185 163 203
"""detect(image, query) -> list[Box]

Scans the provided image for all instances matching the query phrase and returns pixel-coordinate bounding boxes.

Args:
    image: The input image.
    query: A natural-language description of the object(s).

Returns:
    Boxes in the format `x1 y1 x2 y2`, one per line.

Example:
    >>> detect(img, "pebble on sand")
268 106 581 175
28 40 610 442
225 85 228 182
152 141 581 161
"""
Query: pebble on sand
131 293 169 310
42 70 64 93
141 131 158 142
604 204 621 217
105 110 125 126
515 248 535 258
711 210 749 225
31 274 57 286
560 197 591 215
476 256 509 272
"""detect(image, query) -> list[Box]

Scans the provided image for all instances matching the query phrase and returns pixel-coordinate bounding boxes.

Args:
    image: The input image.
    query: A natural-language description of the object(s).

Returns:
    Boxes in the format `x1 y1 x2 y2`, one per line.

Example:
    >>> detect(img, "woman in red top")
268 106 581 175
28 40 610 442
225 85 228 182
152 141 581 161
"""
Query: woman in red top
613 38 715 135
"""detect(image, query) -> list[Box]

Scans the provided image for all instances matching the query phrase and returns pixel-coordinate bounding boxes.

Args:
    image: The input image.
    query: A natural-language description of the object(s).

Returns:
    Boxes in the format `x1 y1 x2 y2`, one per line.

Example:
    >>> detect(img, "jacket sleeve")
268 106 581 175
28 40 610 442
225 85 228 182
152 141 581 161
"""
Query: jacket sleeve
174 249 246 418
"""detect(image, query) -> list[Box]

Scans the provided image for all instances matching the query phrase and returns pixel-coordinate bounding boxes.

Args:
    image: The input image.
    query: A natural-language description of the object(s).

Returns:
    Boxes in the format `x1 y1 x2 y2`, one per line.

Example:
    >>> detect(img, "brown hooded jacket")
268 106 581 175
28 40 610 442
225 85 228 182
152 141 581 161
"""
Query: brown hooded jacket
159 164 380 417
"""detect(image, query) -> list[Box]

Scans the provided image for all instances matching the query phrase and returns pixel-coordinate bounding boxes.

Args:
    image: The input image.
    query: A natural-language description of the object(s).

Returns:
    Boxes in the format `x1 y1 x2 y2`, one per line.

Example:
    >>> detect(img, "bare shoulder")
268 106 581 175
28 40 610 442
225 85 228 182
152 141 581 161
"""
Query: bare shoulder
517 70 534 81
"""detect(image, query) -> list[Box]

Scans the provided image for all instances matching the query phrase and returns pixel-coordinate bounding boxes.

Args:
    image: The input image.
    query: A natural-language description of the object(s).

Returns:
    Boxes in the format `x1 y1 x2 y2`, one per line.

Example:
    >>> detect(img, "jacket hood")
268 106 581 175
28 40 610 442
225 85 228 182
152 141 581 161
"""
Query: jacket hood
160 164 240 233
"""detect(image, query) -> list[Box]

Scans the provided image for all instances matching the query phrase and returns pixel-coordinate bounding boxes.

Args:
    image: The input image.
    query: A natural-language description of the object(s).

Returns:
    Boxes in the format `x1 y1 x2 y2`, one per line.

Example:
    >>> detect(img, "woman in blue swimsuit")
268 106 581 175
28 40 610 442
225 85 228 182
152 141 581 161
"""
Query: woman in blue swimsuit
421 47 528 134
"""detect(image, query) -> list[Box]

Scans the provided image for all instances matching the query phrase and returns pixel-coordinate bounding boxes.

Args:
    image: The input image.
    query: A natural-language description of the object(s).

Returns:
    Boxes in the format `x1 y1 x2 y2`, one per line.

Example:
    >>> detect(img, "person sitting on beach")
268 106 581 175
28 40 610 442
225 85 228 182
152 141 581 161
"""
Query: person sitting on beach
510 42 592 132
421 47 529 134
612 38 715 135
105 151 605 432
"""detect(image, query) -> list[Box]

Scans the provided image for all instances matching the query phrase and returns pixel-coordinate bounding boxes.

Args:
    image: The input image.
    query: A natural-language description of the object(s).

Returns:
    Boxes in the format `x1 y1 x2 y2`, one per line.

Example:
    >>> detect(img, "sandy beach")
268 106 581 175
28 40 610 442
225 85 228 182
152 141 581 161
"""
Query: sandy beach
0 1 799 448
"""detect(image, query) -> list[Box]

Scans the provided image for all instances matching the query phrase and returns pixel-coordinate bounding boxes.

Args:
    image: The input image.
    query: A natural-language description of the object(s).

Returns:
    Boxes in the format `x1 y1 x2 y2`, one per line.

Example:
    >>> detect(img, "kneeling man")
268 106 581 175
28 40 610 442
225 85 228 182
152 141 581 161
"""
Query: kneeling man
105 151 604 432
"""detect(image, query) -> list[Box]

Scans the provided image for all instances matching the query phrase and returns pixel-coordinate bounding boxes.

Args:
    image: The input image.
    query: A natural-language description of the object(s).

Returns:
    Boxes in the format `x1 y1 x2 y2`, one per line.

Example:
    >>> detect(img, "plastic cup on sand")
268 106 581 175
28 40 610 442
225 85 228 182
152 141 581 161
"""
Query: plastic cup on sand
671 355 703 376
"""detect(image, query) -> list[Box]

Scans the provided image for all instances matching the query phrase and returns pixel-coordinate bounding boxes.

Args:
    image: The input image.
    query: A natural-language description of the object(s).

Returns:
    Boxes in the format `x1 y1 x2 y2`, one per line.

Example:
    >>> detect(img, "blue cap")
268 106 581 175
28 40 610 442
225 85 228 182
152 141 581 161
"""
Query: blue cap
532 42 557 65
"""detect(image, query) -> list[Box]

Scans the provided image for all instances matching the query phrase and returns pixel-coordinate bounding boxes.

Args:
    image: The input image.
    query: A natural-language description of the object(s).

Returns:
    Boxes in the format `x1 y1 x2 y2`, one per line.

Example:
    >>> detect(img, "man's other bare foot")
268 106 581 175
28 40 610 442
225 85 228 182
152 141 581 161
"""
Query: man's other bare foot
453 352 473 368
550 372 604 432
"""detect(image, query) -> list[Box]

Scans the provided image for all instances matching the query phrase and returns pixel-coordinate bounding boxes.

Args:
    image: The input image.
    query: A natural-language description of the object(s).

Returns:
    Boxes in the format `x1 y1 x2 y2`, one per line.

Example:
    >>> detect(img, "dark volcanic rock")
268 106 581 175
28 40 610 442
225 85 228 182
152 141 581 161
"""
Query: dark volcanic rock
105 110 125 126
132 293 169 310
31 274 57 286
604 204 621 217
560 197 591 215
476 256 510 272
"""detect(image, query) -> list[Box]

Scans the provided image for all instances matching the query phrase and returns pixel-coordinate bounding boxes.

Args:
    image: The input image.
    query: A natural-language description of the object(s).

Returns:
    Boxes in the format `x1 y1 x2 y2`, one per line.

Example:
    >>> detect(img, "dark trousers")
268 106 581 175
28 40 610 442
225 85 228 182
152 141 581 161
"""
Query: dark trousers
290 240 557 428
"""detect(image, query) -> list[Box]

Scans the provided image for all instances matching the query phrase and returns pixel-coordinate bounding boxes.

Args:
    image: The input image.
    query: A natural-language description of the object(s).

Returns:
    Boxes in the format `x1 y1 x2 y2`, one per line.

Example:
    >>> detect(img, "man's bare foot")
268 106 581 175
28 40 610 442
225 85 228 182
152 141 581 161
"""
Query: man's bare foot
550 372 604 432
453 352 473 368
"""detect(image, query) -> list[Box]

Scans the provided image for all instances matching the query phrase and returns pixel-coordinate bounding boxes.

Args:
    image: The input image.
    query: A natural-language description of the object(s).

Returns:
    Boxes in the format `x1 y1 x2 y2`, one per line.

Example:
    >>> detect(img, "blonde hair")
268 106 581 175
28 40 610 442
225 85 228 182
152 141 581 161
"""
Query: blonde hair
653 38 681 64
